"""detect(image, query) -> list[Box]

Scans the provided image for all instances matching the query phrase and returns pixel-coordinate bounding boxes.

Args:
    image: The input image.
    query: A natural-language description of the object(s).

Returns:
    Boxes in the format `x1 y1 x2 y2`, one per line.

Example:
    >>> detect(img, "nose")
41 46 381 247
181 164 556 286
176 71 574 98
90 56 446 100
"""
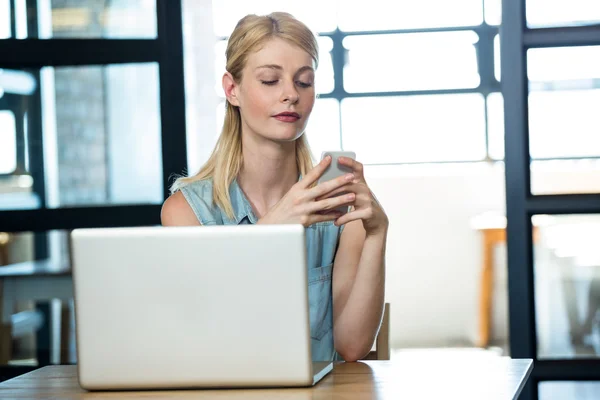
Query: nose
281 80 299 104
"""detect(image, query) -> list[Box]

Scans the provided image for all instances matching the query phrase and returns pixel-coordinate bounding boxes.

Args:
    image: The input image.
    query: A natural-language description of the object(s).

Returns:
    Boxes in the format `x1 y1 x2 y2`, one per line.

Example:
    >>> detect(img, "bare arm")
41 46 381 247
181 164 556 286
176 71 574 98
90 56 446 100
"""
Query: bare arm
332 220 386 361
161 191 201 226
327 156 388 362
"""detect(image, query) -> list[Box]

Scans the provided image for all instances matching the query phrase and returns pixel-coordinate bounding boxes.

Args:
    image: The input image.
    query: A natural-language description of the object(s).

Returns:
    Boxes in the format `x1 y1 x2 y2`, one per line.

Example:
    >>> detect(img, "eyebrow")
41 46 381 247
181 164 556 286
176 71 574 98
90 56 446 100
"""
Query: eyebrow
255 64 314 74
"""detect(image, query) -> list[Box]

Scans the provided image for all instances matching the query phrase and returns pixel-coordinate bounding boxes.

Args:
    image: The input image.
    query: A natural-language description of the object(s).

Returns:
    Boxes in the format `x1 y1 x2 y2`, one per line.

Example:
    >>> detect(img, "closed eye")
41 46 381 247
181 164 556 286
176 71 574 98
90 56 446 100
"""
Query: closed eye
296 81 313 88
261 80 278 86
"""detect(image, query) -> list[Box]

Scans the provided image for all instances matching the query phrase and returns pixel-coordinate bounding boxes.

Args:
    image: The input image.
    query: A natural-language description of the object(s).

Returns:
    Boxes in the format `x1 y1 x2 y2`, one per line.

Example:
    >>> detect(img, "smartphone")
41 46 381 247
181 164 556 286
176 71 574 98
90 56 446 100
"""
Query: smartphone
317 151 356 215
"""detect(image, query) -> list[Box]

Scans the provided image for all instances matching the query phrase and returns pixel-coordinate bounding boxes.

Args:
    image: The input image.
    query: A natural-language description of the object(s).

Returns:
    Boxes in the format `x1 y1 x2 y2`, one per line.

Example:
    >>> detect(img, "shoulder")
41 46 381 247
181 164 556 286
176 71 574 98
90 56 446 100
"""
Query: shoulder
161 191 200 226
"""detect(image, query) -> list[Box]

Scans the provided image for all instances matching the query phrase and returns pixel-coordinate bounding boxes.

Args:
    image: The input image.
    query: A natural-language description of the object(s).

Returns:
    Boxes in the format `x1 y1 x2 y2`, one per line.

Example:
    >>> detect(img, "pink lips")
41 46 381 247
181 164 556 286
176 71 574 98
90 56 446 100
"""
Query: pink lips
273 112 300 122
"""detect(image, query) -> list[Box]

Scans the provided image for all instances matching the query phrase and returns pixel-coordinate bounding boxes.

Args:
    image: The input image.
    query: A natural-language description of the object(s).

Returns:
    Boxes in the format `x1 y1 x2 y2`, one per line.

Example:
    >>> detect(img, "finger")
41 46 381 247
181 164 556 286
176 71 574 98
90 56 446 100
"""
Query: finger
307 172 355 200
309 192 355 214
315 183 360 201
299 155 332 188
337 157 365 180
306 211 344 226
334 208 371 227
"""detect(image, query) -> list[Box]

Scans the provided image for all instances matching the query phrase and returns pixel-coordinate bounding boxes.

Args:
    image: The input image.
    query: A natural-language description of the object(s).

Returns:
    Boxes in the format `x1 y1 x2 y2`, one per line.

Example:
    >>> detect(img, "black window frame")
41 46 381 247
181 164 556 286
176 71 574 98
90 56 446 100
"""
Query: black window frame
502 0 600 399
0 0 188 233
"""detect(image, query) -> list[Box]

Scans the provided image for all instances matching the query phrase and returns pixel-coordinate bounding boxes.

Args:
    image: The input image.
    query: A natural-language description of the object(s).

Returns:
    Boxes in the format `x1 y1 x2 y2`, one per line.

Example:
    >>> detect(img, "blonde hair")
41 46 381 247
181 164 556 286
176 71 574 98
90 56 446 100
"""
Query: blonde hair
171 12 319 219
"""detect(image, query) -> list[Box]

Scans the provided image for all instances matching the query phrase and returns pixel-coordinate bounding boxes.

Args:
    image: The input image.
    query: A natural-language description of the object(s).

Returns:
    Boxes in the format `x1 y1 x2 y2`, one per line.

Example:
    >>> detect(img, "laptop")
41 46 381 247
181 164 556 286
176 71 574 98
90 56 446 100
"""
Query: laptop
71 224 333 390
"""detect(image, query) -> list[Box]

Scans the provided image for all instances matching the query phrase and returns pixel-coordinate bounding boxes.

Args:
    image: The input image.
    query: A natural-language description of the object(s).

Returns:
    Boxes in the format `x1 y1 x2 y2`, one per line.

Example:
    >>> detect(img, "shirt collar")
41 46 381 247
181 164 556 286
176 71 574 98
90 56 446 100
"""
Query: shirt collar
226 175 303 225
226 179 258 225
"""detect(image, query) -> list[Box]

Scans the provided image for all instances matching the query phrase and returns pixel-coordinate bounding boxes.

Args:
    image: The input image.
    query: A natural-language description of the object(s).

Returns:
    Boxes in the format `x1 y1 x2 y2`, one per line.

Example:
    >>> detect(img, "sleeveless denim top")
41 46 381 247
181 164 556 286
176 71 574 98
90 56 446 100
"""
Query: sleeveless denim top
179 178 342 361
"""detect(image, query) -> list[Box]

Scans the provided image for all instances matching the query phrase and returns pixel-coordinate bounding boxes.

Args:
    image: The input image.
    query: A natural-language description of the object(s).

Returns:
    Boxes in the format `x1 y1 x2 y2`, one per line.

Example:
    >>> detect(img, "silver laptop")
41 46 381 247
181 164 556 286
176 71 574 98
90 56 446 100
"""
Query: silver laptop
71 224 333 390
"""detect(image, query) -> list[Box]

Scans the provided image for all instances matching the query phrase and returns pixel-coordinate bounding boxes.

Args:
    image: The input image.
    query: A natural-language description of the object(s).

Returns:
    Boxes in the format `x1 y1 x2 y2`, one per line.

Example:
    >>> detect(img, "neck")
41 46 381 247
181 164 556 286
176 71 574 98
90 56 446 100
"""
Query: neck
237 131 299 218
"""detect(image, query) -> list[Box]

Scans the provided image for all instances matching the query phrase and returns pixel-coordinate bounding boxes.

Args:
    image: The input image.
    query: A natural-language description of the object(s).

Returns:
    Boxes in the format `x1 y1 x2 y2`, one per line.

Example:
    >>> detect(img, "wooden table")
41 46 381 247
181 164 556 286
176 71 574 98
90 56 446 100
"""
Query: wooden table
0 358 533 399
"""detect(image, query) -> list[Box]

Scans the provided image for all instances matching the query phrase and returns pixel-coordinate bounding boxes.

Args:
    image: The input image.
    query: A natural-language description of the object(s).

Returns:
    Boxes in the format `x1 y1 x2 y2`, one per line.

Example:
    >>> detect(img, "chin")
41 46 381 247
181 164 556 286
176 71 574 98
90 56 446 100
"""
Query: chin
269 128 304 142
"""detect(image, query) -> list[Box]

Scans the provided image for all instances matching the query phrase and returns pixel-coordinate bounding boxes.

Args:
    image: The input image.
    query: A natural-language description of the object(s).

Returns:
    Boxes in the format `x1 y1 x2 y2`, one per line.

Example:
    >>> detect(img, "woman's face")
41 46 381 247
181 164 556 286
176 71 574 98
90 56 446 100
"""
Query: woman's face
223 37 316 143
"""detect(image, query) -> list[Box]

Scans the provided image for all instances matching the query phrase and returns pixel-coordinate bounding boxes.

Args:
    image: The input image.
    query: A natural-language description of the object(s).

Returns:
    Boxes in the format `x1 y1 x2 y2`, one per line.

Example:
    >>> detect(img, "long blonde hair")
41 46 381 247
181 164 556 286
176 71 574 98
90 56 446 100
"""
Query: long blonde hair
170 12 319 219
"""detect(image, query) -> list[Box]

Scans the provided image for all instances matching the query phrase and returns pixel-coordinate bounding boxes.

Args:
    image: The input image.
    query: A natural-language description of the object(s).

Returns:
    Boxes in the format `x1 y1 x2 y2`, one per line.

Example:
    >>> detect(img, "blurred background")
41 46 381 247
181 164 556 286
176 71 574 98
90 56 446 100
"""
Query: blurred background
1 1 599 399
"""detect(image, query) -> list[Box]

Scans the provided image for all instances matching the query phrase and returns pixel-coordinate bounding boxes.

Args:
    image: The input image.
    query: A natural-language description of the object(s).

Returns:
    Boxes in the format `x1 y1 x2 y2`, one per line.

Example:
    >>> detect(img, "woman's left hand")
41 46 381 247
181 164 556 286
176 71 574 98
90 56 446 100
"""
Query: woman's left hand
322 157 389 237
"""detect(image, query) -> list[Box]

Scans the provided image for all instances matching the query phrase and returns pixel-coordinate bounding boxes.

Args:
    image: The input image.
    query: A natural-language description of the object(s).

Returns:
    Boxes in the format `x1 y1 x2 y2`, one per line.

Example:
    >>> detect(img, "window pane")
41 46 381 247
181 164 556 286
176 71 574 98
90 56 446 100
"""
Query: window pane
539 382 600 400
487 93 504 160
526 47 600 180
2 0 156 39
0 110 17 174
494 34 501 81
2 64 163 210
338 0 483 31
211 0 337 36
485 0 501 25
527 0 600 28
0 0 10 39
315 36 334 95
341 94 486 164
529 90 600 160
182 0 219 174
305 98 340 159
529 46 600 83
535 215 600 360
344 32 480 93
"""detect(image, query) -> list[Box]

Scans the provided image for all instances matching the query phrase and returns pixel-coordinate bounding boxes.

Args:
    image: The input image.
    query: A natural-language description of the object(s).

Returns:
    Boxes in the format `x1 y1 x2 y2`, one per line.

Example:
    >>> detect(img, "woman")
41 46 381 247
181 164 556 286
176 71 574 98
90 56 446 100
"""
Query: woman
161 12 388 362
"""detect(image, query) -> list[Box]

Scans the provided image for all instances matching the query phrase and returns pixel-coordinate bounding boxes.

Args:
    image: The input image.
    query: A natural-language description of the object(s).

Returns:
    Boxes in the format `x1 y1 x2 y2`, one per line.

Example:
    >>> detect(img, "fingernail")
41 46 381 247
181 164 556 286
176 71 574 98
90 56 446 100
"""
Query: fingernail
345 173 354 181
347 193 355 200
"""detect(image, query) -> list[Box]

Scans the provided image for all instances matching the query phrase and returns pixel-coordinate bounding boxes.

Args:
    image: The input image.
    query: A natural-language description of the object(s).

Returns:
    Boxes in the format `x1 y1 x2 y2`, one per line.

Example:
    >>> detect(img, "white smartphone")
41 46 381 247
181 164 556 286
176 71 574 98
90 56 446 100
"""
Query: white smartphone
317 151 356 215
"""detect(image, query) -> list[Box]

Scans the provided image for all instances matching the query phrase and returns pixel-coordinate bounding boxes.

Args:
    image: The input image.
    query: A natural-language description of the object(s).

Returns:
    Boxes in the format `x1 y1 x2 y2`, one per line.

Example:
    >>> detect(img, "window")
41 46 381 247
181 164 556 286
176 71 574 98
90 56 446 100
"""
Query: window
3 64 164 209
526 0 600 28
528 46 600 160
209 1 497 164
2 0 156 39
342 95 487 163
337 0 483 31
343 31 480 93
0 0 10 39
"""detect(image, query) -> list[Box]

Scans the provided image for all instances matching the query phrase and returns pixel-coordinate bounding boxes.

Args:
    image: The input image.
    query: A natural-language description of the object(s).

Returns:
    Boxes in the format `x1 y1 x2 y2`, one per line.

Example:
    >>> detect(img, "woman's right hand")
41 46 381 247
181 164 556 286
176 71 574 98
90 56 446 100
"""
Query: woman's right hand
257 156 356 227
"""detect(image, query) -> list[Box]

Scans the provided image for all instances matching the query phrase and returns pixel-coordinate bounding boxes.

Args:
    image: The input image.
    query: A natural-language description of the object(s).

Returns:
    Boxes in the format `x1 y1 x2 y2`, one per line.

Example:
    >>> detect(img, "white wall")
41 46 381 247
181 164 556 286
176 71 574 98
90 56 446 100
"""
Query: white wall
364 160 600 349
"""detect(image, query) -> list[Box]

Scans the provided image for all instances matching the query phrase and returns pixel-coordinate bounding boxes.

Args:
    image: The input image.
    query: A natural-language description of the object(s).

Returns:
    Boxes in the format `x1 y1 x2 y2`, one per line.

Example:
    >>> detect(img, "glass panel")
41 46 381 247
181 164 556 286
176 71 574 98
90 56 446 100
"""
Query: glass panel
539 382 600 400
0 110 17 174
211 0 337 36
214 37 334 98
182 0 219 174
528 46 600 84
0 0 10 39
0 0 156 39
0 64 163 211
494 34 501 81
338 0 483 31
341 94 486 164
315 36 334 95
484 0 501 25
527 0 600 28
535 214 600 359
305 98 340 159
343 32 480 93
528 46 600 195
487 93 504 160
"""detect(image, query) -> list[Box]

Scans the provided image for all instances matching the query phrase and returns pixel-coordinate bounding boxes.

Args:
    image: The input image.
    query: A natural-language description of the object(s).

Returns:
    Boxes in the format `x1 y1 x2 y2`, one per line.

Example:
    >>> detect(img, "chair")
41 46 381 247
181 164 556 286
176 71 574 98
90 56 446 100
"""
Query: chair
362 302 391 360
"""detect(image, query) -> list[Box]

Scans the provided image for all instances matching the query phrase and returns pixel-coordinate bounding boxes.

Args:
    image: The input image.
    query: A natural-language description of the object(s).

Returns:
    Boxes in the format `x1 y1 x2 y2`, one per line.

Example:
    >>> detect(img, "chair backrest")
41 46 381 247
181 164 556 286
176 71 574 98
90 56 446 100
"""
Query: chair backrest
362 302 391 360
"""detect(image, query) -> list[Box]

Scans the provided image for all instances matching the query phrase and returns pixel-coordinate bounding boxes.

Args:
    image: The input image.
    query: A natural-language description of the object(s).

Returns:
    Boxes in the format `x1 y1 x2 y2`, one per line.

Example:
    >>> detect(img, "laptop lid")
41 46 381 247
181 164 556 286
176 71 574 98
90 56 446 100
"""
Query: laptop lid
72 224 321 390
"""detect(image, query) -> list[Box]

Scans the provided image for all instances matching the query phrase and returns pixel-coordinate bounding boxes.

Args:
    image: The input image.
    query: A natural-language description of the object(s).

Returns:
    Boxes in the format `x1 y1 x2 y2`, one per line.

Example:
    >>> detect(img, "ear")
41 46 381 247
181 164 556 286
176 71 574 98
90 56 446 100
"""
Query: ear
222 72 240 107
